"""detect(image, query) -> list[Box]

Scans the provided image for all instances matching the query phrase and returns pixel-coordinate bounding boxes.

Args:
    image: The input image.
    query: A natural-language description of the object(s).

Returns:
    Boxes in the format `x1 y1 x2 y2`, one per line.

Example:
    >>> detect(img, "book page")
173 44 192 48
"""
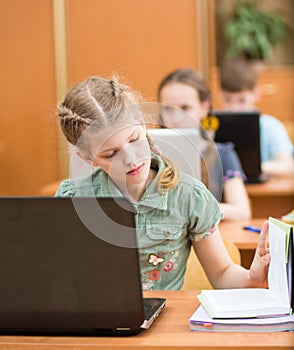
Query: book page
198 287 290 318
268 220 289 306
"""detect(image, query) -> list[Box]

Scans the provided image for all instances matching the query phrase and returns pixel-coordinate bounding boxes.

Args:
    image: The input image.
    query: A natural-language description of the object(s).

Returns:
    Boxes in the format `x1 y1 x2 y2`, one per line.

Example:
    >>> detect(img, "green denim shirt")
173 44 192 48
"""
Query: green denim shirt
55 154 222 290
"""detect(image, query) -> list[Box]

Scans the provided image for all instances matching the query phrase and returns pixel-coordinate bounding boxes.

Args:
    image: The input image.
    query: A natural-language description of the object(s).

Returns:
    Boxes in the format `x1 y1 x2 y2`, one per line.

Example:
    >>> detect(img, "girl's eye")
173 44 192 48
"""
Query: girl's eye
103 135 140 159
163 105 173 112
130 137 139 143
105 151 117 159
181 105 190 112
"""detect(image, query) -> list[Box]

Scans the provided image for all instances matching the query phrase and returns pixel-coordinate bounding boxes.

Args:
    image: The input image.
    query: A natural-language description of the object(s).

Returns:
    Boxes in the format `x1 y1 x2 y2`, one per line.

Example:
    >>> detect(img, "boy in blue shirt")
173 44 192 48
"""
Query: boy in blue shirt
219 59 294 176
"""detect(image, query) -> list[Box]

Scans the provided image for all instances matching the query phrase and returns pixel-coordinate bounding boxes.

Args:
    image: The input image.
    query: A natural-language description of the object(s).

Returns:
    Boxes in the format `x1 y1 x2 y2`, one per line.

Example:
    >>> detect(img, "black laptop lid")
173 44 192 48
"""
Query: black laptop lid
212 110 262 183
0 197 145 334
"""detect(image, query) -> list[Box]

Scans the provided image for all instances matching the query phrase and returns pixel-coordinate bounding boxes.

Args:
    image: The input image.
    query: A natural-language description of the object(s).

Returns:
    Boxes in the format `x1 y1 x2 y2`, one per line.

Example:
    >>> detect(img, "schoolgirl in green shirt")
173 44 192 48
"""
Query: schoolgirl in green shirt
55 76 270 290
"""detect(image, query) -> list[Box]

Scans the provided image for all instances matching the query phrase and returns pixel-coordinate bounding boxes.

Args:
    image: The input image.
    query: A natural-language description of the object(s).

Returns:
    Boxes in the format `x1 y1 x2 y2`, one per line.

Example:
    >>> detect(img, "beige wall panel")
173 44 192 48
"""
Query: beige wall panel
66 0 199 101
0 0 58 195
256 67 294 123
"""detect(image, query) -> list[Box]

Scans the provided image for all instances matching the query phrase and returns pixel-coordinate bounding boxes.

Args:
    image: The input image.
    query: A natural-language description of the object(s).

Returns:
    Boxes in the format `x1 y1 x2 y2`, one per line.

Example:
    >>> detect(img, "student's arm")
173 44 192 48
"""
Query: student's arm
217 142 251 220
260 115 294 176
191 221 270 289
220 177 252 220
262 153 294 176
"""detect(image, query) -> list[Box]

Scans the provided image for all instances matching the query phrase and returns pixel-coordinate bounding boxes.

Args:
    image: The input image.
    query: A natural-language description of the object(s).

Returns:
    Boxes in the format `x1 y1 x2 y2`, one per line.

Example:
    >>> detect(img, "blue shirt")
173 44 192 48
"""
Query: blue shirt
260 114 293 162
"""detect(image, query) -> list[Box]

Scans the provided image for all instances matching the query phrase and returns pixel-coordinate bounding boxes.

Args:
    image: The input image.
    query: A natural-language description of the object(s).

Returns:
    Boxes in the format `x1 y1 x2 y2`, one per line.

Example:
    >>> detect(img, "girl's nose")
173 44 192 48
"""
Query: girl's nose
120 144 137 166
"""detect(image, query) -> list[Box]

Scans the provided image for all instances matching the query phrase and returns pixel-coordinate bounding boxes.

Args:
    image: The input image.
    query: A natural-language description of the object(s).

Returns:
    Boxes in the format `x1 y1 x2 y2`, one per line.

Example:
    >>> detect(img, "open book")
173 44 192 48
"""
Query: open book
197 217 293 319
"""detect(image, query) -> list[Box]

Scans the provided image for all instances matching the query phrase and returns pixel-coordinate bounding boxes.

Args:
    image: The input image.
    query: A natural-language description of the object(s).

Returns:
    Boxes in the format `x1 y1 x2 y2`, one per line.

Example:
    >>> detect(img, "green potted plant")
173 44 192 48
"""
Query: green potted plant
220 0 292 61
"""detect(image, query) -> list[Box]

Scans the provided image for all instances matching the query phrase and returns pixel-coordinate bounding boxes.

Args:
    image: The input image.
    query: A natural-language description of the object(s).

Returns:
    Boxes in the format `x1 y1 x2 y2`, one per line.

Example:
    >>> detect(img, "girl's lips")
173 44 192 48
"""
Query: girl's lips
127 163 144 175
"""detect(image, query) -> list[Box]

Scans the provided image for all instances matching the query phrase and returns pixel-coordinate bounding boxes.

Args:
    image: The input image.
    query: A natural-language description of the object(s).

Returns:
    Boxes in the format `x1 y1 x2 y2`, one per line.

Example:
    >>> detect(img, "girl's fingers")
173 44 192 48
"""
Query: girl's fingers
256 220 269 256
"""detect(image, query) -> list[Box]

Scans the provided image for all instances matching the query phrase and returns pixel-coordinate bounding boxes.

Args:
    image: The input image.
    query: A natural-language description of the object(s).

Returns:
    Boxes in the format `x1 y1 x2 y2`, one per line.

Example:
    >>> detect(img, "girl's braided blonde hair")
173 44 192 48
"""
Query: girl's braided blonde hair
57 76 179 194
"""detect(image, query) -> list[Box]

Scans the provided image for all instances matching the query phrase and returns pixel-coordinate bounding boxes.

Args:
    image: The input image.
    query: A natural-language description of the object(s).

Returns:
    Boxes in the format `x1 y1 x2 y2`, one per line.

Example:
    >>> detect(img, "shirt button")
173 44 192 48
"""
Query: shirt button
164 231 171 237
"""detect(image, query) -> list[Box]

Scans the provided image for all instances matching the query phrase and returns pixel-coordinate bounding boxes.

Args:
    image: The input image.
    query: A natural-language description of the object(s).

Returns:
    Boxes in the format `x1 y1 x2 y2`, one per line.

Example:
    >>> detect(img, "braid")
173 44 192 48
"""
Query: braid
58 103 92 125
146 132 180 194
57 76 141 148
110 77 124 97
157 153 180 194
58 103 92 145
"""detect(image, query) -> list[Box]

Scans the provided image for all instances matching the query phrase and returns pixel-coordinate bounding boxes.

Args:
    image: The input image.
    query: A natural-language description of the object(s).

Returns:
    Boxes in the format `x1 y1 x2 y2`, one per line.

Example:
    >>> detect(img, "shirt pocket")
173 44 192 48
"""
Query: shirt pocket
145 224 183 241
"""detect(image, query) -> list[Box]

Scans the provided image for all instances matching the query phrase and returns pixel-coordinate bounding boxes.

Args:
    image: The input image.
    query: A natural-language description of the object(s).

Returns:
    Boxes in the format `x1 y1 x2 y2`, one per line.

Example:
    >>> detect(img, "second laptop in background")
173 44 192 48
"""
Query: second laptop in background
147 128 201 180
212 110 265 183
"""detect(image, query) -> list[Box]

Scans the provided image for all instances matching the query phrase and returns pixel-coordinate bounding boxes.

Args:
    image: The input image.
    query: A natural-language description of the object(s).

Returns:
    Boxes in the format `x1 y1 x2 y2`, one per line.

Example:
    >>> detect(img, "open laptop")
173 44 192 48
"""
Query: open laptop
0 197 166 335
212 110 266 183
147 128 201 180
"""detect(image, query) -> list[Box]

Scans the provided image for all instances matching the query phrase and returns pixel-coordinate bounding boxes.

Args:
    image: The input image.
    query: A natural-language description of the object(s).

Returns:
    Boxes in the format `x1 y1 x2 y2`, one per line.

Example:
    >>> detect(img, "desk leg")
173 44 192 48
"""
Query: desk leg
240 250 255 269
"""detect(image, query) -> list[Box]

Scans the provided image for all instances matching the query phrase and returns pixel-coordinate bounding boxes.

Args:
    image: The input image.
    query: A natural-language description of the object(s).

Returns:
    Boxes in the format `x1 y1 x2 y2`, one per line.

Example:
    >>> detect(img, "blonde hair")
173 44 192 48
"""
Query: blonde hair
57 76 180 194
146 133 180 194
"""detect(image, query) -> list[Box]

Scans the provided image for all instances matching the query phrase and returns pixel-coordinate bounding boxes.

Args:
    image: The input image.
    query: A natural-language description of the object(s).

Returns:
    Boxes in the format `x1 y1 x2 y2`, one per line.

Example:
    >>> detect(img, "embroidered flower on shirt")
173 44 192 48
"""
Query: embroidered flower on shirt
142 273 155 290
163 261 174 272
149 269 160 281
208 226 216 233
148 254 165 266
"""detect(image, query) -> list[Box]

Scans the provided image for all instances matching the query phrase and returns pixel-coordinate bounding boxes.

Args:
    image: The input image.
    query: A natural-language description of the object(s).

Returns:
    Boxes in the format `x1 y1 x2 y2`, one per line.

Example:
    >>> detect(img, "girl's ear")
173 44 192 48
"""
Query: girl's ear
76 149 94 166
200 100 210 118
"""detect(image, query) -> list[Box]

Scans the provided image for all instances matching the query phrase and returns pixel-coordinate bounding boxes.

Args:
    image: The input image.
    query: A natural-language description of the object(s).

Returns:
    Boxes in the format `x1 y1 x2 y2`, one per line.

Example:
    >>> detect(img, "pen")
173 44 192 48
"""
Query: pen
243 225 261 233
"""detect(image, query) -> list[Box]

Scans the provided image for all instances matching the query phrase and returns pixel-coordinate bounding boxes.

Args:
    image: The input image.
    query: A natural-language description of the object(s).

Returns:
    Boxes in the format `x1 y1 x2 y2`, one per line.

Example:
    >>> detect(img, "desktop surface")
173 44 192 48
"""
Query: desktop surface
220 218 264 269
0 291 292 350
245 174 294 218
219 218 264 251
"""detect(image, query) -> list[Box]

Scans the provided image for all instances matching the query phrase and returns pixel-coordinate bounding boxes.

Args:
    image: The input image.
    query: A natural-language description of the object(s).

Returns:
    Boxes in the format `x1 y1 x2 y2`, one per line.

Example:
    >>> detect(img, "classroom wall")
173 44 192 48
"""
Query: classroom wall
66 0 200 101
0 0 58 195
0 0 293 196
0 0 201 195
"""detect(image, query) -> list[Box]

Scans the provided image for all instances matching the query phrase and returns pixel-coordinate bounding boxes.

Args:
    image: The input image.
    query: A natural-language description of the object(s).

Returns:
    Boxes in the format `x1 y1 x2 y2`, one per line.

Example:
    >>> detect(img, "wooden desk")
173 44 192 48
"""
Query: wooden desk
220 218 265 268
246 175 294 218
0 291 292 350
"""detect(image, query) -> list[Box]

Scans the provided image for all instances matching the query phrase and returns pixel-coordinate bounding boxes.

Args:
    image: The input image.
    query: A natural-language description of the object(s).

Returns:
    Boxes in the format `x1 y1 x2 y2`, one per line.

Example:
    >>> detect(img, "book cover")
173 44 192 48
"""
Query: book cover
189 305 294 332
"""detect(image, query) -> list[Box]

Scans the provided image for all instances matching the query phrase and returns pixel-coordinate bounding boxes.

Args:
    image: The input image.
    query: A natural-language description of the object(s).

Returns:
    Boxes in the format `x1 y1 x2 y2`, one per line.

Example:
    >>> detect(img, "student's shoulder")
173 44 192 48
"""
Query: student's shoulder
260 113 286 128
260 114 291 140
175 172 221 218
54 169 103 196
54 179 74 196
177 171 208 194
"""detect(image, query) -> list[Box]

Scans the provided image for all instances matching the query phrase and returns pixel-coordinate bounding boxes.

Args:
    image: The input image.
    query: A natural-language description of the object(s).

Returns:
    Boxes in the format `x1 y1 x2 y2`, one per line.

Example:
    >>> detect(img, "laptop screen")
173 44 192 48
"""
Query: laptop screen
0 197 148 334
147 128 201 180
212 110 263 183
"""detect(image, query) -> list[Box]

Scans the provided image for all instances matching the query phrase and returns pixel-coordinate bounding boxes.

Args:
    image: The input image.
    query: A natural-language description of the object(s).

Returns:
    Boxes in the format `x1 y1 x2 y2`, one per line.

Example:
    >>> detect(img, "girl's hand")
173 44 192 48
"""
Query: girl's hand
249 221 271 288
